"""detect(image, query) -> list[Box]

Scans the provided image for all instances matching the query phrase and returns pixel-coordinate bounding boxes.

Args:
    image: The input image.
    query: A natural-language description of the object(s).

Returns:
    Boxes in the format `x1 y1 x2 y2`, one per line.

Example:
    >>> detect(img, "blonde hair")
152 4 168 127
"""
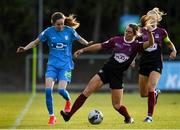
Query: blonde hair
147 7 166 22
65 14 80 29
51 12 80 29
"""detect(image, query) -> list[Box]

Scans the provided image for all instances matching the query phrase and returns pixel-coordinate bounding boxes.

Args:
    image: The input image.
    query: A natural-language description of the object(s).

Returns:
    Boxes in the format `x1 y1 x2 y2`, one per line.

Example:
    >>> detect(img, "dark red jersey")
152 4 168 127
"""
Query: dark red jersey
101 36 143 71
139 27 168 68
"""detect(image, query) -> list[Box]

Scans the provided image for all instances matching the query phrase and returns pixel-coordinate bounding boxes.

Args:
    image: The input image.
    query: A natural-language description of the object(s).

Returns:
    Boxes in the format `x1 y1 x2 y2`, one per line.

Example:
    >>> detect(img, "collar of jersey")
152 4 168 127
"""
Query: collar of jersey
123 37 135 43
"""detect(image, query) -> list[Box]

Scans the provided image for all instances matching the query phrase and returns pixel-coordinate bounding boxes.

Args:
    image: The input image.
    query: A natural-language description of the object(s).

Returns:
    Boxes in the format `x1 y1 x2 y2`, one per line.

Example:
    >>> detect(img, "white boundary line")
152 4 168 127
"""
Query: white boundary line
11 94 36 129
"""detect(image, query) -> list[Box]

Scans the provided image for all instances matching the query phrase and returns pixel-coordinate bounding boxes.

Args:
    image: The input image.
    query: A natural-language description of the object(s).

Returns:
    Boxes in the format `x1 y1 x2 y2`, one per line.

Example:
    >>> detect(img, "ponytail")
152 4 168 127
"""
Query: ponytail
65 14 80 29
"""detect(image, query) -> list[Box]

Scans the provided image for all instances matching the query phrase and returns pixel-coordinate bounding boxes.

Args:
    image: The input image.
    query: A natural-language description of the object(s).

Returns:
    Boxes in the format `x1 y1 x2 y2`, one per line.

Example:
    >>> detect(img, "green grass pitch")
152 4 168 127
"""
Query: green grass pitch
0 92 180 129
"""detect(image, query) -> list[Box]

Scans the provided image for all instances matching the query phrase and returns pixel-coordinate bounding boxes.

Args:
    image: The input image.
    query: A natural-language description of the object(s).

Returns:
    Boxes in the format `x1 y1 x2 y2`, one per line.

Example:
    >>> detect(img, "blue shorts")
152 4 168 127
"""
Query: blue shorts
45 65 72 82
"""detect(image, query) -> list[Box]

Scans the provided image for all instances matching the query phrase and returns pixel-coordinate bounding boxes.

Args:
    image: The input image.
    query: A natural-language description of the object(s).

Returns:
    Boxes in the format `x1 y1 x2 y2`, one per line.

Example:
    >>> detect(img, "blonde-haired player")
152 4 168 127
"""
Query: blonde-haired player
138 7 177 122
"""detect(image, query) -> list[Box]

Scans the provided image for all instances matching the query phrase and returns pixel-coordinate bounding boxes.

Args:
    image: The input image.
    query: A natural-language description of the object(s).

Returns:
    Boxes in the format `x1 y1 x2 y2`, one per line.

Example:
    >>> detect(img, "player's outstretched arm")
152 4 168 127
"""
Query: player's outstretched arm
16 38 40 53
78 36 94 46
74 43 102 58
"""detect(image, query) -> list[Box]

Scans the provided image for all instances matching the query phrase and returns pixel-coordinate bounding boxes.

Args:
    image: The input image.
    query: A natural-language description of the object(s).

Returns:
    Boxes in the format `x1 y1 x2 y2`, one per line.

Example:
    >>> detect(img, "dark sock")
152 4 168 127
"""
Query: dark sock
148 92 155 116
116 105 131 120
69 93 87 117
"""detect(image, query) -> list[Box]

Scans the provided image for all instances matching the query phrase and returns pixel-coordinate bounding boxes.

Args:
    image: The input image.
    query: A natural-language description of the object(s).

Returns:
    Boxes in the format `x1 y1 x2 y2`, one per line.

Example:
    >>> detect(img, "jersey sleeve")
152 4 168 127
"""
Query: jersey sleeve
162 29 171 45
71 28 80 41
38 28 48 43
101 37 116 49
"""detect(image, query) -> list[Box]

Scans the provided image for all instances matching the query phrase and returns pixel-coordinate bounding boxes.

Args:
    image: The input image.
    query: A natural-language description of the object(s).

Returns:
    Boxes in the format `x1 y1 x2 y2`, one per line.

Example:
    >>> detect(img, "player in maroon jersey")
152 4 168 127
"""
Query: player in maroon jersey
138 7 177 123
60 21 154 124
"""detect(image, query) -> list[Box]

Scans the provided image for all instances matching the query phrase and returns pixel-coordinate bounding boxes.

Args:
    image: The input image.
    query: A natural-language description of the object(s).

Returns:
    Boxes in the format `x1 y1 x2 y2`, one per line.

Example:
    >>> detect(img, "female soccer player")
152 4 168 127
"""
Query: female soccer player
138 7 177 122
16 12 91 125
60 21 154 124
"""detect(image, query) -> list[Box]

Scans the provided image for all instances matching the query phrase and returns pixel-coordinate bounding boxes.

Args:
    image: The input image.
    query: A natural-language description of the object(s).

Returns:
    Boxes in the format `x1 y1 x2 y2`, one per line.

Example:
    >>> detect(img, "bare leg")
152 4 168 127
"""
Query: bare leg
139 74 148 97
82 74 104 97
111 89 134 123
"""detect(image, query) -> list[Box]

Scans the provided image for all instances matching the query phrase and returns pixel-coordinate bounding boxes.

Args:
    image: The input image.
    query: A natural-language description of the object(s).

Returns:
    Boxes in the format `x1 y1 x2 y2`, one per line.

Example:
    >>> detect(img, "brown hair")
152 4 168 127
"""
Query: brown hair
128 24 141 37
51 12 80 29
140 15 151 27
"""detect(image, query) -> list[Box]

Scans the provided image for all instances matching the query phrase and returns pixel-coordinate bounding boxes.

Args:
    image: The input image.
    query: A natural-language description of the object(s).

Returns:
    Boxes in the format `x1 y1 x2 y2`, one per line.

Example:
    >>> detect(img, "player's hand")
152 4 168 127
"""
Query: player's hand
169 50 177 60
74 49 83 58
16 46 26 53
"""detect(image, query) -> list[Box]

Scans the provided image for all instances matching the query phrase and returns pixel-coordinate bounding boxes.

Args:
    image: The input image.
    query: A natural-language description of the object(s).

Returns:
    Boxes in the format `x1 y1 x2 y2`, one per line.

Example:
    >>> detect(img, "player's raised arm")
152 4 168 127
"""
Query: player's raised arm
16 38 40 53
142 29 154 49
74 43 102 58
140 15 155 49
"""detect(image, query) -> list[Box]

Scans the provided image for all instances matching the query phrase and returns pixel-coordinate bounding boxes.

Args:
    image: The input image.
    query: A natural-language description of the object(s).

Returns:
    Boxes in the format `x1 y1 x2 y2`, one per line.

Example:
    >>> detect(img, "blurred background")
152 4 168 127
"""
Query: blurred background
0 0 179 92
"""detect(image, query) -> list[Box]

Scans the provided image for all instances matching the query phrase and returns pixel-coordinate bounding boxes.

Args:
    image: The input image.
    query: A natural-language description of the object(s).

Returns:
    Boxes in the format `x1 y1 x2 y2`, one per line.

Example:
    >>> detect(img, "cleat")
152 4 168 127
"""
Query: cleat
60 110 70 122
124 117 134 124
48 115 56 125
144 116 153 123
64 101 71 112
155 89 161 104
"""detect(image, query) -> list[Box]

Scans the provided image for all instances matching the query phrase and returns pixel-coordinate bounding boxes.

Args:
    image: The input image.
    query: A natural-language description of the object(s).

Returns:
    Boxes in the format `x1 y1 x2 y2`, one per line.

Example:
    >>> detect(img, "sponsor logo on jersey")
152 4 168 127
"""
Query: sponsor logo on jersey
51 42 67 49
145 43 158 52
114 53 129 63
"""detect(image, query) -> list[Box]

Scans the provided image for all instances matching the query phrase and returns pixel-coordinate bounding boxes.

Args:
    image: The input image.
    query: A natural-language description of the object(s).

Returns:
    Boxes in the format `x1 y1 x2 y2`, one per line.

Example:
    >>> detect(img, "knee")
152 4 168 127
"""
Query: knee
151 82 157 88
147 81 157 88
147 84 156 92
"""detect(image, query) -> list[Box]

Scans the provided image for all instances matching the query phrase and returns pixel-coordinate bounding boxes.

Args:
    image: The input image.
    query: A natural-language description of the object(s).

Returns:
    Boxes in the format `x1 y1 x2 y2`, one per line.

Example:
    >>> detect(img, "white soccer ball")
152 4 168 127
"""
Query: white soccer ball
88 109 103 124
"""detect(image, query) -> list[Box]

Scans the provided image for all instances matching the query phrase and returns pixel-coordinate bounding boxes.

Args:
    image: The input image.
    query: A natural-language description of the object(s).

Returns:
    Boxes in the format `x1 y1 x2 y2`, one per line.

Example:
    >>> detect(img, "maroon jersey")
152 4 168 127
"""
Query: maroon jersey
139 27 168 67
101 36 143 71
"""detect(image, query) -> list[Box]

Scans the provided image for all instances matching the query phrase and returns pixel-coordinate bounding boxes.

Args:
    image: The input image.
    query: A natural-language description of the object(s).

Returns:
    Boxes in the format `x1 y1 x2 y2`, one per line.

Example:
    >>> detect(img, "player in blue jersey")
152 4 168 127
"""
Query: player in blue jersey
60 21 155 124
16 12 92 125
138 8 177 123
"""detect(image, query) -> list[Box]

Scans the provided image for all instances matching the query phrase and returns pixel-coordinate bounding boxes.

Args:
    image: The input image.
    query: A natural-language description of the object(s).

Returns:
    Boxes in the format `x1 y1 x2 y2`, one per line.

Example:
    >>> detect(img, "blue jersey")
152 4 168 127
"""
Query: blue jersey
38 26 80 70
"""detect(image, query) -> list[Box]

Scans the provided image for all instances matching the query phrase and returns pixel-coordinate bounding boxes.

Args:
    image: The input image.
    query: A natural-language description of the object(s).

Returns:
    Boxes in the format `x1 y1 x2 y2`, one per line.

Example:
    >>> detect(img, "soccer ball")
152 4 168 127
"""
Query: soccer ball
88 109 103 125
